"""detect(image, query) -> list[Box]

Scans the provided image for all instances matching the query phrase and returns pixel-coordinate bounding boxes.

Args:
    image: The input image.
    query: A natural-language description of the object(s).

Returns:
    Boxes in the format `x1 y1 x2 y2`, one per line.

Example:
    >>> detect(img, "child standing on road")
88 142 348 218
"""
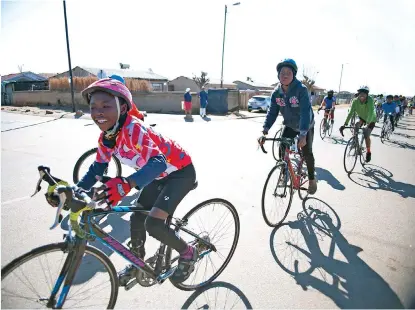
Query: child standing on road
184 88 192 118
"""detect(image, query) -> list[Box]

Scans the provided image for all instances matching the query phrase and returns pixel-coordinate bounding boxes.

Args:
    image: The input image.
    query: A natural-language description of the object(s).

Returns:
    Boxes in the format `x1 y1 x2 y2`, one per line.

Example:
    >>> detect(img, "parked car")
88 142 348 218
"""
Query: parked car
247 95 271 112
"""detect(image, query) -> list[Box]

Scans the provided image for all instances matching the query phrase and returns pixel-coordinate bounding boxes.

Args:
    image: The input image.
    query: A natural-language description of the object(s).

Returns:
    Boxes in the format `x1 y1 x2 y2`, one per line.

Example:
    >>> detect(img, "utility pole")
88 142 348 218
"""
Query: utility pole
63 0 76 112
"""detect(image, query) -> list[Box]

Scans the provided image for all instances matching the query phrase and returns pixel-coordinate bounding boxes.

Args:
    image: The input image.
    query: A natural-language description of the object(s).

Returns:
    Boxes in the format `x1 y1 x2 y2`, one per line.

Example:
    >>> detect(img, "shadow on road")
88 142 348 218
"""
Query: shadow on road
181 281 253 309
269 197 404 309
325 135 349 145
383 138 415 150
348 164 415 198
315 167 345 190
392 132 415 139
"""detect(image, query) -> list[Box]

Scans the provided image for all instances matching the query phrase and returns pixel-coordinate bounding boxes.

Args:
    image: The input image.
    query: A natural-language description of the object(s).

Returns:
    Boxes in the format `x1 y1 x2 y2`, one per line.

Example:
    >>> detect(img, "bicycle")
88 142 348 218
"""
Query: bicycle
271 127 283 161
1 166 240 309
376 107 383 123
340 125 368 174
259 137 309 227
380 113 394 143
72 124 157 183
317 108 334 140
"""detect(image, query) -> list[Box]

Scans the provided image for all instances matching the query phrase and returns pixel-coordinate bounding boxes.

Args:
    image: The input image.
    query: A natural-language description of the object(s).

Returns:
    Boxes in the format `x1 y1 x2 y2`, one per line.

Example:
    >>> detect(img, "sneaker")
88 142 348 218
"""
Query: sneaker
366 152 371 163
308 179 317 195
171 245 198 283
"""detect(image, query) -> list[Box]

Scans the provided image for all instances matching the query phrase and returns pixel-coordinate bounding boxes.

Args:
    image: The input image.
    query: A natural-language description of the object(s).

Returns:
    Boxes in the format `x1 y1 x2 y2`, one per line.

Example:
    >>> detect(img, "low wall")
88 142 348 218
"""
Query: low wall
10 90 241 114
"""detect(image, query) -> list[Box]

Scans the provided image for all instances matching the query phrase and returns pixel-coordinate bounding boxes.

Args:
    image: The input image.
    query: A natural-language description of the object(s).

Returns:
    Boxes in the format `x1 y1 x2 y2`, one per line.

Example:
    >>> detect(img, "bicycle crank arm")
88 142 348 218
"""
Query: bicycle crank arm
124 279 138 291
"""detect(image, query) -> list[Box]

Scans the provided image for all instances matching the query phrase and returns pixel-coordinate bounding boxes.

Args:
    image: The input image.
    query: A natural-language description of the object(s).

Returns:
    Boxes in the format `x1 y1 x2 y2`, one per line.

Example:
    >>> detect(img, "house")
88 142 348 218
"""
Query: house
312 85 326 96
1 71 48 91
168 76 200 92
51 66 169 91
233 80 273 91
205 79 237 90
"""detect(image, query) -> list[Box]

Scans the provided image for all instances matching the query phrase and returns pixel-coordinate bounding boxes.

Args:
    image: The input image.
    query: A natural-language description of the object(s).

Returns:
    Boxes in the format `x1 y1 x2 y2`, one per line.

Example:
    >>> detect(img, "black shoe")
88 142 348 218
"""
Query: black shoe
171 246 198 283
366 152 371 163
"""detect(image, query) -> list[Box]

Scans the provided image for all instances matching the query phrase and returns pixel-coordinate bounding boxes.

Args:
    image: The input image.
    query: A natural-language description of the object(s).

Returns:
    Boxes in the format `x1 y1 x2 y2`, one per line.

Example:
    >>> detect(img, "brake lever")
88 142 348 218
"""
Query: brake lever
50 185 70 230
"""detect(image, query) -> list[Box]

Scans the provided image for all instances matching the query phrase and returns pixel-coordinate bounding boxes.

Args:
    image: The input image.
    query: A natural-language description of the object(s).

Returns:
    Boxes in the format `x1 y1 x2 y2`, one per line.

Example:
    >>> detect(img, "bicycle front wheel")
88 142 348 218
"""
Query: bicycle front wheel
1 243 118 309
262 162 293 227
170 198 240 291
343 136 358 174
73 147 122 184
319 119 326 140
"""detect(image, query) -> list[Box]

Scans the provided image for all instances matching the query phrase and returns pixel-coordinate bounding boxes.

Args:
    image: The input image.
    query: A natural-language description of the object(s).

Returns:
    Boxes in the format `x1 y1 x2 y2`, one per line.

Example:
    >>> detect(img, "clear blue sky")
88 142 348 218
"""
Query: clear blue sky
1 0 414 95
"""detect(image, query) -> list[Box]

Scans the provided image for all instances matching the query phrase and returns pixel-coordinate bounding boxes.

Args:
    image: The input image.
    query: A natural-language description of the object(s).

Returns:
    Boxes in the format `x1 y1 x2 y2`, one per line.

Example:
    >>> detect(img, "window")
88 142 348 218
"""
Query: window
152 83 163 91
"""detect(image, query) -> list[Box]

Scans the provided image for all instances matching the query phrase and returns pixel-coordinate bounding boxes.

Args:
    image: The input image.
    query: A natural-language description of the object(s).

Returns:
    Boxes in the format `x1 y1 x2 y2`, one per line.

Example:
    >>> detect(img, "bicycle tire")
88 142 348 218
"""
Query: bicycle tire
261 163 293 227
319 119 326 140
1 242 118 309
298 172 309 201
343 136 358 174
272 128 282 161
170 198 240 291
328 121 334 137
359 135 366 167
73 148 122 184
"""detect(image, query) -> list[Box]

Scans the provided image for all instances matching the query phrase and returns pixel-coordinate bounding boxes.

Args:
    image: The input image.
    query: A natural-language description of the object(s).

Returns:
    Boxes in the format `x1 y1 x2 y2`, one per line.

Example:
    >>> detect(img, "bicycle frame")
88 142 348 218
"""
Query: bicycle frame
50 206 216 308
282 147 306 190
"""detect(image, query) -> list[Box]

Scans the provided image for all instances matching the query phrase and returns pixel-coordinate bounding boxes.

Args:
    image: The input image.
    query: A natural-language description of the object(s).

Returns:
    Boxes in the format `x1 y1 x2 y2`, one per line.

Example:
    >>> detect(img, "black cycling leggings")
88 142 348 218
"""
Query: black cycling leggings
130 163 196 253
279 126 315 180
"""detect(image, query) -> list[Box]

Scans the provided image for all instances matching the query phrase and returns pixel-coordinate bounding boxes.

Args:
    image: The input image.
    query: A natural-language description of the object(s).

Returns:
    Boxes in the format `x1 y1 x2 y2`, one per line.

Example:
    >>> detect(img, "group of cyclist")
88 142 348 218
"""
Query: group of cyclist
46 60 412 286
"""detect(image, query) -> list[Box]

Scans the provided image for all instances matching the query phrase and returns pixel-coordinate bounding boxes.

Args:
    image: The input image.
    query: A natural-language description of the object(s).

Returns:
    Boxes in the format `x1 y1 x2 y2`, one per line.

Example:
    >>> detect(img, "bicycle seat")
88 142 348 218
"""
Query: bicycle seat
191 181 198 191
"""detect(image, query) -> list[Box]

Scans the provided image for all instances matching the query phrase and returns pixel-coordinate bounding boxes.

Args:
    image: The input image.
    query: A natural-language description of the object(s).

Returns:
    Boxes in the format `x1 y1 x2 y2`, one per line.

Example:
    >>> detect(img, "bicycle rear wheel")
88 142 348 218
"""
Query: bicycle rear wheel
328 121 334 136
272 128 283 161
73 148 122 184
261 162 293 227
380 124 387 143
170 198 240 291
319 119 326 140
343 136 358 174
1 242 118 309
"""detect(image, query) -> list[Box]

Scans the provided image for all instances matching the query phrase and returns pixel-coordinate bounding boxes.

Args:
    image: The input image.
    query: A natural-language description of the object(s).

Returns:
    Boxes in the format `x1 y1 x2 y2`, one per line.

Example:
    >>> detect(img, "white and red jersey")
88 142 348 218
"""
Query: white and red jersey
96 115 192 179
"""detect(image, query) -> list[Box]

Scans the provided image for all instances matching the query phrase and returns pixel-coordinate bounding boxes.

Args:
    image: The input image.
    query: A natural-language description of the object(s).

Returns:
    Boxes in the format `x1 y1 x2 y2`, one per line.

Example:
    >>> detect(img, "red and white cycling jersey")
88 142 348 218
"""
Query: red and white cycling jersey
95 115 192 179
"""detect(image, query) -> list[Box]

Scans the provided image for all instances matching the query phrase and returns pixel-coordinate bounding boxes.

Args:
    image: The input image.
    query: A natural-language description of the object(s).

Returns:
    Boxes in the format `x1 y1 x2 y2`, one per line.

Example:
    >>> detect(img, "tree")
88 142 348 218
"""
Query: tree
301 66 318 92
246 77 254 83
193 71 210 89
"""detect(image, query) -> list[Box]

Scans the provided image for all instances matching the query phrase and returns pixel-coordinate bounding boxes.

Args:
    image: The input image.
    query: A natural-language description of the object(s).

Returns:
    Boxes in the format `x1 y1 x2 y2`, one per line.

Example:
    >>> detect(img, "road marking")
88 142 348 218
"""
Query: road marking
1 196 32 206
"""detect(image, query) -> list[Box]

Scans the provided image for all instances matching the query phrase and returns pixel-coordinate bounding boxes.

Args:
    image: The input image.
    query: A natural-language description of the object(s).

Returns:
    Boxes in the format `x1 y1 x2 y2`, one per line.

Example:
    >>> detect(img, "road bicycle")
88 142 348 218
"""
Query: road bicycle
340 125 368 174
380 113 394 143
1 166 240 309
259 137 309 227
317 108 334 140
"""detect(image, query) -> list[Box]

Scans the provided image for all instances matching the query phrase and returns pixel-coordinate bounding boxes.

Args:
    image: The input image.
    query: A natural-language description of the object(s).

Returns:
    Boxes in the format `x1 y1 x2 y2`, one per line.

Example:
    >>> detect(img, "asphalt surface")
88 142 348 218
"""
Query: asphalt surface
1 108 415 309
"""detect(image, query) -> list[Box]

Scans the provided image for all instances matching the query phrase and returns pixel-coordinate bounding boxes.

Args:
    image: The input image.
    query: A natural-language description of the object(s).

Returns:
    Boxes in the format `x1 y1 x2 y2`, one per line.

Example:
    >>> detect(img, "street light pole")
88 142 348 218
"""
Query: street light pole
220 2 240 89
338 63 349 94
63 0 76 112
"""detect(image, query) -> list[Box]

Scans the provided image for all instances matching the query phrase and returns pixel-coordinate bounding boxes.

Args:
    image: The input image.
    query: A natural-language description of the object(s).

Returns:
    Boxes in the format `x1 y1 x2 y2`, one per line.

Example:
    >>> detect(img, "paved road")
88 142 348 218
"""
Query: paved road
2 108 415 309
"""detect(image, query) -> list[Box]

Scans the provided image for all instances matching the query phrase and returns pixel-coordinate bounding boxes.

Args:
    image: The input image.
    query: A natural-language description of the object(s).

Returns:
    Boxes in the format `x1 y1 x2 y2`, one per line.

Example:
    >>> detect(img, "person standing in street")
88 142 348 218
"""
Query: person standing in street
199 86 208 118
184 88 192 118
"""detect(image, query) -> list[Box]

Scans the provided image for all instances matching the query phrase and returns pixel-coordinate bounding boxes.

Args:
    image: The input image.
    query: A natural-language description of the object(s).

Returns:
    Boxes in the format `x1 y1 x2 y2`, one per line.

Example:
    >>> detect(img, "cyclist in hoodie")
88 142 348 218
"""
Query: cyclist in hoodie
318 90 336 126
382 95 396 131
77 77 198 284
340 86 376 162
259 58 317 194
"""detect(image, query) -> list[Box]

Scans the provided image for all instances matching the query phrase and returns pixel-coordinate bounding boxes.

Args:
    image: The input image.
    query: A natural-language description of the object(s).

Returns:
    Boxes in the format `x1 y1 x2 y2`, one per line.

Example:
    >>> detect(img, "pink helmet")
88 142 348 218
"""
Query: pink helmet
81 78 134 110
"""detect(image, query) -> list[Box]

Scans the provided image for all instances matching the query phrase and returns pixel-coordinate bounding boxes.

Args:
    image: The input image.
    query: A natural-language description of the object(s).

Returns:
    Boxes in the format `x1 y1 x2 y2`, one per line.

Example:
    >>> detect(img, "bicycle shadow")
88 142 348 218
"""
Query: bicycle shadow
348 164 415 198
393 132 414 139
325 135 349 145
315 167 345 190
383 139 415 150
269 197 404 309
181 281 253 309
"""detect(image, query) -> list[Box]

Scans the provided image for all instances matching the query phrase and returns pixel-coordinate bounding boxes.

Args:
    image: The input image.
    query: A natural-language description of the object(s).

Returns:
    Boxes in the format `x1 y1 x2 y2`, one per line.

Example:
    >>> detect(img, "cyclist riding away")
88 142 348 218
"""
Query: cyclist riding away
259 58 317 194
382 95 396 131
318 90 336 126
76 77 198 283
340 86 376 163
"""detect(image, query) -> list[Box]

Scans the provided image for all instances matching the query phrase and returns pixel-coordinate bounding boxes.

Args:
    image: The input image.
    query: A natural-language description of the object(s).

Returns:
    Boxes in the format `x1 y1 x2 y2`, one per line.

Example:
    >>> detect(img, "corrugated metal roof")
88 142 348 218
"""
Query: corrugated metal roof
207 78 236 86
233 80 273 88
80 66 168 81
1 72 47 82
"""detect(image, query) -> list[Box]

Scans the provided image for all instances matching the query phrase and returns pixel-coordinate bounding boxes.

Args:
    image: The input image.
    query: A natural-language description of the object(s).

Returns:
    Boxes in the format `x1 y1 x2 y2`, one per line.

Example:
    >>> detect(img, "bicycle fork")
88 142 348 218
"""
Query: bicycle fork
48 238 87 309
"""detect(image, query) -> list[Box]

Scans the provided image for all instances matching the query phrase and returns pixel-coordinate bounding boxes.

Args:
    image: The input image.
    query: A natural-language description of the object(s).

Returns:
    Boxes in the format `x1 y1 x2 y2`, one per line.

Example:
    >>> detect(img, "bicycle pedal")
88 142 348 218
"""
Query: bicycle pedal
124 279 138 291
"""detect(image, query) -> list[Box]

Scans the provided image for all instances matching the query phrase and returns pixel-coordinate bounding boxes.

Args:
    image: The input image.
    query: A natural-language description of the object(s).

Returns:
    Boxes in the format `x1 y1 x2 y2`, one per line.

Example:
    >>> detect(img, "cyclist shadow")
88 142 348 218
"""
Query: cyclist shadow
348 164 415 198
269 197 404 309
181 281 253 309
324 135 348 145
315 167 345 190
383 139 415 150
